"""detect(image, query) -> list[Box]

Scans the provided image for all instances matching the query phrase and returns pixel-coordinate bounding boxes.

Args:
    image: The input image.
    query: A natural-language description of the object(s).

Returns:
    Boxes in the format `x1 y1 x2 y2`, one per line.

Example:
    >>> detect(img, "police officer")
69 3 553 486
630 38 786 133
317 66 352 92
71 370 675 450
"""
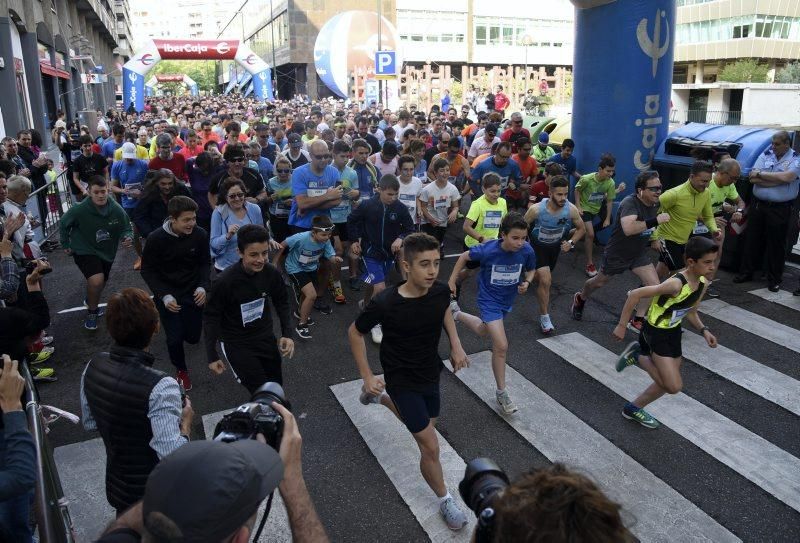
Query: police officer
734 131 800 292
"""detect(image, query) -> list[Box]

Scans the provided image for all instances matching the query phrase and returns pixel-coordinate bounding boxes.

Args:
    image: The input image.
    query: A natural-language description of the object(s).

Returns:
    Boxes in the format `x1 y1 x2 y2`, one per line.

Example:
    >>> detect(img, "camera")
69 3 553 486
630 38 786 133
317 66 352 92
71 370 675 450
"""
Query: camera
213 382 289 449
459 458 510 543
24 257 52 275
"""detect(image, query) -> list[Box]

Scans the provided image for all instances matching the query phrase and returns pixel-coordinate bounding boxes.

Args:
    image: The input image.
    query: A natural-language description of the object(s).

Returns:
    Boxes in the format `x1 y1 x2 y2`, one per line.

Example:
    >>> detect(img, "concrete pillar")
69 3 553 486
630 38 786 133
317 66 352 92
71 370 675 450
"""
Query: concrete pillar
21 32 47 134
0 17 24 136
305 63 318 100
694 60 704 84
767 60 777 83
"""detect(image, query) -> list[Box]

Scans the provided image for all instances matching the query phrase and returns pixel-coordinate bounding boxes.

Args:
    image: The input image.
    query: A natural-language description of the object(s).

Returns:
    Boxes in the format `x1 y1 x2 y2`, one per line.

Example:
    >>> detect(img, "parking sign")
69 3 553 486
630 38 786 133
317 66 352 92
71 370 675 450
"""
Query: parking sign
374 51 396 77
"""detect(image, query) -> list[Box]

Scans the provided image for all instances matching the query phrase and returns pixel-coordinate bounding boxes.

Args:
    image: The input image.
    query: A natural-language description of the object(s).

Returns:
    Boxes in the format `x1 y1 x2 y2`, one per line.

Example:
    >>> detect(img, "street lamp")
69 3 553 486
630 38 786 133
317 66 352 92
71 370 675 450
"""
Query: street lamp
521 34 534 94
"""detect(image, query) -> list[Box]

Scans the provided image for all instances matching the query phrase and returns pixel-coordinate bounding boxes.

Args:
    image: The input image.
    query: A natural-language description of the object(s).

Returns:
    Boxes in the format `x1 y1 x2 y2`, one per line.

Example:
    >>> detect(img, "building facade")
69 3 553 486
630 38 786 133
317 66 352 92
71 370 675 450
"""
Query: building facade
0 0 128 140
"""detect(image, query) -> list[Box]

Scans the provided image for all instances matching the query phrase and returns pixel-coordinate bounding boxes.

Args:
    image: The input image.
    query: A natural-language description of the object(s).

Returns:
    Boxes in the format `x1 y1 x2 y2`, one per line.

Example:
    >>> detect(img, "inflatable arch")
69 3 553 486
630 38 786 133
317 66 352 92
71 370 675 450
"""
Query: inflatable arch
145 74 199 97
123 39 273 111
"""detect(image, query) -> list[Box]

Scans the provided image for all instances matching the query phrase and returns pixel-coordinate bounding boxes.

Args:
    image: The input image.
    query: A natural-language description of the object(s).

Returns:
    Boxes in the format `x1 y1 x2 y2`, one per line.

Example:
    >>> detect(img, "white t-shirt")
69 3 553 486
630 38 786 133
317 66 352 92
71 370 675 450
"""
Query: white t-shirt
398 176 423 224
468 136 500 159
369 153 398 177
419 181 461 225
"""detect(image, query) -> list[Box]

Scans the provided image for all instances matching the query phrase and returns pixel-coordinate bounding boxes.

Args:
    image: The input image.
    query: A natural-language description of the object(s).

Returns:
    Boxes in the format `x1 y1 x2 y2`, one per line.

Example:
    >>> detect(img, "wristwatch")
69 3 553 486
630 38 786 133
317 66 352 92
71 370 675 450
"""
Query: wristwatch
567 240 575 248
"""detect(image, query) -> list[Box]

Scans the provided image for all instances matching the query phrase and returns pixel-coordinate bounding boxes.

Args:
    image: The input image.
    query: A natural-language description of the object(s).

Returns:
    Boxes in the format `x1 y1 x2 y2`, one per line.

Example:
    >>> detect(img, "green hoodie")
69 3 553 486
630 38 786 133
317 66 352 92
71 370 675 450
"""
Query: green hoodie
59 197 133 262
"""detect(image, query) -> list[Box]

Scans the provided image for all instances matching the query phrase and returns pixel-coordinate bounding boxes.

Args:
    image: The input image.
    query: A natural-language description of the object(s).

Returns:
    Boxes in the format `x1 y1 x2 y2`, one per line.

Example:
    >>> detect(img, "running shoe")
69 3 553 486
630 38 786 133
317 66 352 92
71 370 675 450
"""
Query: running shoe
31 367 57 383
84 312 99 331
616 341 640 372
40 335 54 346
359 385 382 406
333 286 346 304
449 299 461 320
295 325 312 339
626 316 644 334
348 277 361 291
176 370 192 392
539 314 554 335
370 324 383 344
768 283 781 293
705 286 720 298
439 496 468 531
622 404 660 429
83 300 105 317
570 291 585 321
28 348 54 365
496 389 518 414
358 299 365 311
314 299 333 315
585 263 598 277
292 311 316 326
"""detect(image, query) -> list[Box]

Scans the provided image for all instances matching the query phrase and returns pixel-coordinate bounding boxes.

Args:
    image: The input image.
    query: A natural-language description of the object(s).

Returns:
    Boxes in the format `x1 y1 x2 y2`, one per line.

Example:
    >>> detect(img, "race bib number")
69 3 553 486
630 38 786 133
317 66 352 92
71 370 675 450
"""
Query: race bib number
589 192 605 203
95 229 110 243
399 193 416 215
434 198 449 209
483 210 502 229
272 203 289 216
537 226 564 244
240 298 265 326
307 188 326 197
668 307 691 327
490 264 522 286
298 249 321 265
692 221 709 235
499 176 510 189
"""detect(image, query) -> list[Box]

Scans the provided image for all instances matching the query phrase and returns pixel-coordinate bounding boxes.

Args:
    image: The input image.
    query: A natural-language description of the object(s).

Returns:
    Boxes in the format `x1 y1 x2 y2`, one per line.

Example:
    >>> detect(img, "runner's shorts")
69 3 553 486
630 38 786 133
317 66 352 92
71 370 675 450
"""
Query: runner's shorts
639 322 683 359
386 382 441 434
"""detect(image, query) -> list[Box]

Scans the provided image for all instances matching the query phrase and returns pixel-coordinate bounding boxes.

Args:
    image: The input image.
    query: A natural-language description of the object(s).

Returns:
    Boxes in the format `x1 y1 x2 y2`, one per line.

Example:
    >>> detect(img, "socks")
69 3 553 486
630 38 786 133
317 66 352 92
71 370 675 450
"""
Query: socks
439 492 452 504
496 388 505 396
624 401 639 412
333 279 342 289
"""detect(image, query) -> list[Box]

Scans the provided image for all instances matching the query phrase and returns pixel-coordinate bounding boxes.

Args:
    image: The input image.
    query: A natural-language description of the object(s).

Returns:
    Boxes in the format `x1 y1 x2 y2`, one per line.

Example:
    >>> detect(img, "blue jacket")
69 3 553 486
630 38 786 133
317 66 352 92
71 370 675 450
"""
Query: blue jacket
347 195 414 261
209 202 264 269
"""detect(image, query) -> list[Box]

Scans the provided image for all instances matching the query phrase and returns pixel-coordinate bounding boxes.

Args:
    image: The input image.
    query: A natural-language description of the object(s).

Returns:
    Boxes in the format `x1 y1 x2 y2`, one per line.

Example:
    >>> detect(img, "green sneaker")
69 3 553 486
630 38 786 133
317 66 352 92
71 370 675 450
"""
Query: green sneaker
622 406 660 429
616 341 640 372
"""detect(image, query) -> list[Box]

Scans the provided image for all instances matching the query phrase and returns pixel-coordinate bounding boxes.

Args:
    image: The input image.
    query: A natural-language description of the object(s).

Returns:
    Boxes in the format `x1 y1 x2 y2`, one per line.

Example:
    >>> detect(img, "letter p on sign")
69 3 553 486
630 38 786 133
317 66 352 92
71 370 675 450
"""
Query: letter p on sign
375 51 396 77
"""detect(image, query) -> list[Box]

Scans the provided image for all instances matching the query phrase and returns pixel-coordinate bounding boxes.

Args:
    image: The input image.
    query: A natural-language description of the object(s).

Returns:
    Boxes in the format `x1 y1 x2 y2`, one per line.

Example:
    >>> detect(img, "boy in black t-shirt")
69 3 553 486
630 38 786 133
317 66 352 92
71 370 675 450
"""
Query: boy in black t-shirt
348 233 470 531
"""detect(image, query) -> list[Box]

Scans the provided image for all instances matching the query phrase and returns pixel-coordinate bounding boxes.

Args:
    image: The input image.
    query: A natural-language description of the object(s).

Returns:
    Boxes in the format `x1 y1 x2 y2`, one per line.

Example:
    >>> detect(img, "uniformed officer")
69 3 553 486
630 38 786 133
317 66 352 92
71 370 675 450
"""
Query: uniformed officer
734 131 800 292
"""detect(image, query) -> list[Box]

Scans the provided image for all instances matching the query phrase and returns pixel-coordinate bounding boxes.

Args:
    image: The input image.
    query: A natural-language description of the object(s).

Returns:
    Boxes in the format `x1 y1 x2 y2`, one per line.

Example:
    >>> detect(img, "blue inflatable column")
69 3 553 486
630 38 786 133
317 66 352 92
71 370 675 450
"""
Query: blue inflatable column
123 67 146 112
571 0 676 197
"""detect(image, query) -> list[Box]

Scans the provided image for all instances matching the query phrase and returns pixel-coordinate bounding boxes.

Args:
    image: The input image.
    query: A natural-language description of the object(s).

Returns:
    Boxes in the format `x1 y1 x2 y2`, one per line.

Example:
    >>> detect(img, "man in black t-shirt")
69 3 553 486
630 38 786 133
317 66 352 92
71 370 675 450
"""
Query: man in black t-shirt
72 135 108 200
208 144 267 207
572 170 669 331
348 233 470 532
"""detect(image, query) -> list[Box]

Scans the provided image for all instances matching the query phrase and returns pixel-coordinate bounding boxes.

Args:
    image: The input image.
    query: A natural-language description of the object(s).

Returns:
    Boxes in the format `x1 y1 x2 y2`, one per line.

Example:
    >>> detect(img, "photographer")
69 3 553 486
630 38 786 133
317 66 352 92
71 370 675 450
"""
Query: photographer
80 288 193 516
461 460 633 543
95 402 328 543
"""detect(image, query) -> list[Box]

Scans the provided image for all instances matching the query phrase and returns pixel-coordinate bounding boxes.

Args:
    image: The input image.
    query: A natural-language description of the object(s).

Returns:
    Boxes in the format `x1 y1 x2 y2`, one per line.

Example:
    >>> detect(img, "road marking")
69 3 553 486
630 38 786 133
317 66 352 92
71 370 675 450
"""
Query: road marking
446 352 740 542
540 333 800 513
57 302 108 315
682 331 800 416
748 287 800 312
202 411 290 541
699 298 800 354
330 378 475 542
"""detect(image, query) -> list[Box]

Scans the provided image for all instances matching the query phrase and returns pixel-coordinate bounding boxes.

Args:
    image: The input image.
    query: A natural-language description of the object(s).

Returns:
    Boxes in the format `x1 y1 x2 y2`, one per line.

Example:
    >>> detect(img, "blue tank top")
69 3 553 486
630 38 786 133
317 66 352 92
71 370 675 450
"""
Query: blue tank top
531 199 572 245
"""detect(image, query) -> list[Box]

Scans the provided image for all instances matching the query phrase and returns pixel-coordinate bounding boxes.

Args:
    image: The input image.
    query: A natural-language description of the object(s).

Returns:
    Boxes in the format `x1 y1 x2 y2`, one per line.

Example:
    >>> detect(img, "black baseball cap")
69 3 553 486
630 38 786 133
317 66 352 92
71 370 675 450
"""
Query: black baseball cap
142 440 283 542
287 133 302 147
485 123 499 136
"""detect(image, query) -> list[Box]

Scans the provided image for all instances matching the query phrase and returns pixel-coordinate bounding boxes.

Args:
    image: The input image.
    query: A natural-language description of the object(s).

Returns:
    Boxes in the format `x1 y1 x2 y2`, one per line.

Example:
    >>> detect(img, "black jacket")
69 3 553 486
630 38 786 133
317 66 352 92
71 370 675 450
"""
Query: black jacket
83 346 166 511
141 221 211 301
347 195 414 261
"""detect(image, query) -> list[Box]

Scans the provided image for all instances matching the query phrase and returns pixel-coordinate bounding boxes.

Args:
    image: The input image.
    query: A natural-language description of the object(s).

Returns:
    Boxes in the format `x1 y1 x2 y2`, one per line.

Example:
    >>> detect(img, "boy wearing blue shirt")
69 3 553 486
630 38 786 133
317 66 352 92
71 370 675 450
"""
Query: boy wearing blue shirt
275 215 342 339
448 213 536 414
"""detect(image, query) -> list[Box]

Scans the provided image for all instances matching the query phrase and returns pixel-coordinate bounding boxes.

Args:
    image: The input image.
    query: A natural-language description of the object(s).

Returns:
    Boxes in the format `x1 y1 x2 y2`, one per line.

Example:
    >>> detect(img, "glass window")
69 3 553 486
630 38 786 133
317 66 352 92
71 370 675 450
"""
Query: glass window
476 25 486 45
426 34 439 42
455 33 465 43
541 42 551 47
489 25 500 45
502 26 513 45
441 34 453 43
411 34 423 42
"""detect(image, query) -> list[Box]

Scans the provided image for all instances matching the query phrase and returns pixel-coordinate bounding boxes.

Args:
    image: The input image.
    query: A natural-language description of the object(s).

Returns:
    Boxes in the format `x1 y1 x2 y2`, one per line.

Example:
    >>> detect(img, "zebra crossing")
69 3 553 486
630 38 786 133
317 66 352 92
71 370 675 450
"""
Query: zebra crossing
54 288 800 542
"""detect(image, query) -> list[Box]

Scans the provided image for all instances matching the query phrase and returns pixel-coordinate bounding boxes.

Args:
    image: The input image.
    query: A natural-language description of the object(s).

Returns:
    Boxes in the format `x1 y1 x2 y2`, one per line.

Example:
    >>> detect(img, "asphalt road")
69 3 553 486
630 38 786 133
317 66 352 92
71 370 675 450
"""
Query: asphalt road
38 218 800 542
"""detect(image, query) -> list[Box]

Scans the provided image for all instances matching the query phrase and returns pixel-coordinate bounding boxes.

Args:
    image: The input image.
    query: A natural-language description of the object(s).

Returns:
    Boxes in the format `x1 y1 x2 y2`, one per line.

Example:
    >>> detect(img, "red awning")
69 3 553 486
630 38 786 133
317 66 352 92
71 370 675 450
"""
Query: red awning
40 63 70 80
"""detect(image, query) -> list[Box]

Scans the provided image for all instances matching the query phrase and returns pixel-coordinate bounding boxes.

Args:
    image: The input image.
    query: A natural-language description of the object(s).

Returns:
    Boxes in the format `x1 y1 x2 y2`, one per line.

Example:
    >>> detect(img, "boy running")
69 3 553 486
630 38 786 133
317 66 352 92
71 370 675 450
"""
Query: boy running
447 213 536 414
612 236 718 429
275 215 342 339
329 141 360 303
349 232 470 531
418 158 461 257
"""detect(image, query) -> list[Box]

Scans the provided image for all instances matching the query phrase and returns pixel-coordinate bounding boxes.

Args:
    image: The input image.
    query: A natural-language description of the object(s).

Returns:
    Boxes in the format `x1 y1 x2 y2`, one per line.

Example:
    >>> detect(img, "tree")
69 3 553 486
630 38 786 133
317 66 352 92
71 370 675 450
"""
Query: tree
776 62 800 84
718 59 769 83
150 60 216 93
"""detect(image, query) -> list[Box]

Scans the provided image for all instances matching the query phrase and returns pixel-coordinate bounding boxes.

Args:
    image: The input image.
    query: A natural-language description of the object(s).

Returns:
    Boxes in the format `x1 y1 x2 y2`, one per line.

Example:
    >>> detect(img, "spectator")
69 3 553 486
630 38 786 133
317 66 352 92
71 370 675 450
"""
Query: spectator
80 288 194 515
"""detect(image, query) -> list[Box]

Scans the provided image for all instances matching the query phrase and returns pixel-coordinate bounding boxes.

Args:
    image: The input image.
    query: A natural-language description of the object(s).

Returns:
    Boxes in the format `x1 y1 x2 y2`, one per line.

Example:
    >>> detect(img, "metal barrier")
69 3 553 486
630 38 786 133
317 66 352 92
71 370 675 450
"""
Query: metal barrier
669 109 743 126
21 362 76 543
26 169 74 246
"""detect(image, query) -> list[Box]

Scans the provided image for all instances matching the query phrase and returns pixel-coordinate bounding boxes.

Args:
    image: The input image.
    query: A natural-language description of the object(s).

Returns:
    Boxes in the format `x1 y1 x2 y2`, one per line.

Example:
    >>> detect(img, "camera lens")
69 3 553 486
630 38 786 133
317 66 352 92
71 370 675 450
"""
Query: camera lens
459 458 510 516
251 382 288 408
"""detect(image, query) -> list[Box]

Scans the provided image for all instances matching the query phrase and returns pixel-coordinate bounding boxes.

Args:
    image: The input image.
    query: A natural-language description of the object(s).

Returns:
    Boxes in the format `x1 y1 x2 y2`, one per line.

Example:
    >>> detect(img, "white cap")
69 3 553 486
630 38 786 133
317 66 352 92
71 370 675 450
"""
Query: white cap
121 142 137 159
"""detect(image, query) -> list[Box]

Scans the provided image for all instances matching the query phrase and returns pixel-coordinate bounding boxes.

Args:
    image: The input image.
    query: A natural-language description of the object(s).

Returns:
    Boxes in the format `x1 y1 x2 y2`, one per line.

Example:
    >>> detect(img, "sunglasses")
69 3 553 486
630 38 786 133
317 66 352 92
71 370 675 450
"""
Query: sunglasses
227 192 246 200
512 120 523 125
229 157 246 162
312 153 331 160
276 168 291 174
645 186 663 192
312 226 335 233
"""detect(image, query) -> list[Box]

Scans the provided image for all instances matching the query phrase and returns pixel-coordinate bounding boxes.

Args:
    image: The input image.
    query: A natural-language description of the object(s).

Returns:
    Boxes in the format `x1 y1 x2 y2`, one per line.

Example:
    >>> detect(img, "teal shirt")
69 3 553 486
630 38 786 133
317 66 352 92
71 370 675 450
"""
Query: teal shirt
330 165 358 224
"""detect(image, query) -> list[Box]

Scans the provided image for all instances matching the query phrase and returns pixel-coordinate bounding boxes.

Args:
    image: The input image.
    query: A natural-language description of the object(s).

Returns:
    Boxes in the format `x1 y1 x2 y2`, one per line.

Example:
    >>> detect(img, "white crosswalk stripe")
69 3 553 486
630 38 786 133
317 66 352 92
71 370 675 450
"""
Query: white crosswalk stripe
699 298 800 354
681 330 800 416
443 351 740 542
330 378 476 542
748 287 800 311
539 333 800 513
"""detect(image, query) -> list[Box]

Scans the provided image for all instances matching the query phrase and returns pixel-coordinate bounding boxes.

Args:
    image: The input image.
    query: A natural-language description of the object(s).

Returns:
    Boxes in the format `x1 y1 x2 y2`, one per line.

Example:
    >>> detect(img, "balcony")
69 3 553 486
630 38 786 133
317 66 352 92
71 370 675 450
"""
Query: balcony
670 109 743 125
75 0 117 45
